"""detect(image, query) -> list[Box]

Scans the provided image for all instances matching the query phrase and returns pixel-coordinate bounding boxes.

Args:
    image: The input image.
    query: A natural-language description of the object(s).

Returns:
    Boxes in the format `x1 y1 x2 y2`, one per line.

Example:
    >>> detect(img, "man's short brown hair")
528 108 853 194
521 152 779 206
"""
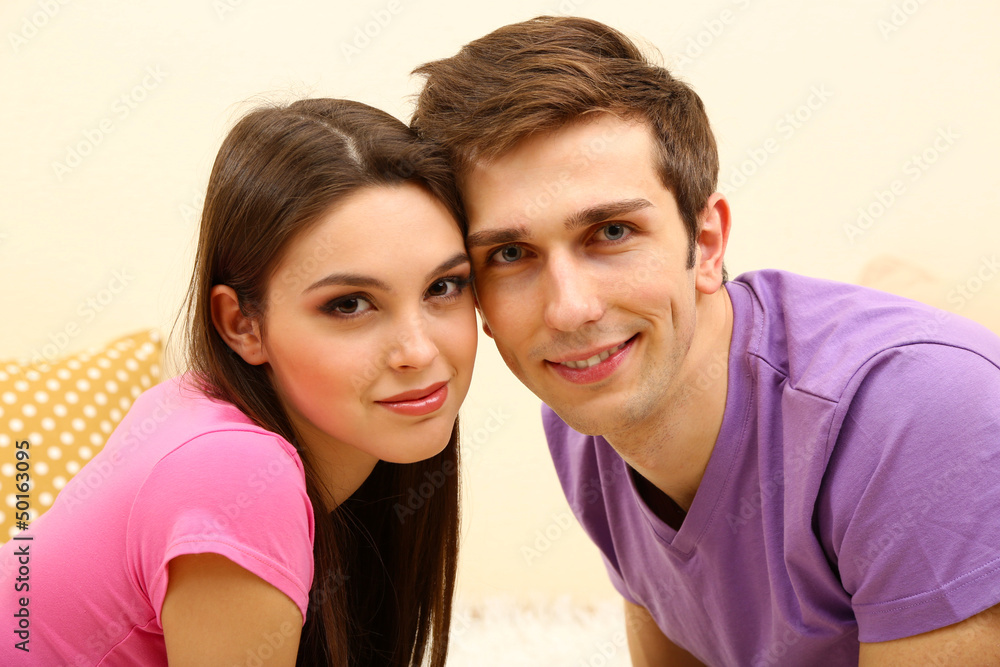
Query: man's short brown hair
411 15 719 267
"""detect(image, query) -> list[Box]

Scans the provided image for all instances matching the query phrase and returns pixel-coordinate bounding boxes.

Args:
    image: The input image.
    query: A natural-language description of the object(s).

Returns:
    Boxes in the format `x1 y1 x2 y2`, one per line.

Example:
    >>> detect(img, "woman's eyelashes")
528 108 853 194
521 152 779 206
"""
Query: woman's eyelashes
320 293 375 317
318 275 471 318
426 274 472 301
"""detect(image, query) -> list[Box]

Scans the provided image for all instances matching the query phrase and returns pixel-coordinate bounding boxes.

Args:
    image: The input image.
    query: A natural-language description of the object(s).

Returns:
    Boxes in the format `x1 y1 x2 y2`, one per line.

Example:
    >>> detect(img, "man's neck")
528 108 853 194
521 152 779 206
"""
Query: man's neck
605 286 734 518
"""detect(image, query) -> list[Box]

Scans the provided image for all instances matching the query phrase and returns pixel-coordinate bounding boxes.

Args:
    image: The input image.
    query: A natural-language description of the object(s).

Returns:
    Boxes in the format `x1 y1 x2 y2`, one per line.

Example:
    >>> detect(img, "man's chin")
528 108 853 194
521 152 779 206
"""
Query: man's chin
542 398 623 437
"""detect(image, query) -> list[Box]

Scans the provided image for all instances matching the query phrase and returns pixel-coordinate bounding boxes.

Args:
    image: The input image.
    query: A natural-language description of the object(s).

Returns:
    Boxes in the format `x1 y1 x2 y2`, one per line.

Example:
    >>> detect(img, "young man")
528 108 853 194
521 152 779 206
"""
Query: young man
412 16 1000 666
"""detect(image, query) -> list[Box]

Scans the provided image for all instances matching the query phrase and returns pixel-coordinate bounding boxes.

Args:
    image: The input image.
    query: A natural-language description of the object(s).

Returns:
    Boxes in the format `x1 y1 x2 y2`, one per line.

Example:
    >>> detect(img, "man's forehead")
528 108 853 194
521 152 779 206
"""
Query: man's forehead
460 116 664 235
467 114 653 174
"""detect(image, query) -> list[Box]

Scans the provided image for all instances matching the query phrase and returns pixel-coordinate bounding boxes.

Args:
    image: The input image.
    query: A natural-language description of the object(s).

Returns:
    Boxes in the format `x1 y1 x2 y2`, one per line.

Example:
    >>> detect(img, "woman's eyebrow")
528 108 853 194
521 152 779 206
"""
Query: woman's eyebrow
303 273 390 294
302 253 470 295
427 252 471 281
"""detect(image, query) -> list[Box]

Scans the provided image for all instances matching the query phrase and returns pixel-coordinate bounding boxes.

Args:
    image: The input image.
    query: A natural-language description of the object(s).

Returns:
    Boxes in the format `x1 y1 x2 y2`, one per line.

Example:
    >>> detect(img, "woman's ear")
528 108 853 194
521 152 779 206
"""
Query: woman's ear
210 285 268 365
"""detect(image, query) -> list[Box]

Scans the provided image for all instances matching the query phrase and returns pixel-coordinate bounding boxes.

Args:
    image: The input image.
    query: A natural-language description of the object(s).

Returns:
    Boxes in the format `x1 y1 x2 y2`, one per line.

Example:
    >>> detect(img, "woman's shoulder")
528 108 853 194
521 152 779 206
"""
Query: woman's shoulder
109 372 303 475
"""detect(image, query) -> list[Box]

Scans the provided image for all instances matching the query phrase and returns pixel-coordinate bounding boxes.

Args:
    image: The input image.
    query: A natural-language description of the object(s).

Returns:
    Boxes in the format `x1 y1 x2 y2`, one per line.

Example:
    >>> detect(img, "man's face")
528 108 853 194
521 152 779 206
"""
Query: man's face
463 114 713 437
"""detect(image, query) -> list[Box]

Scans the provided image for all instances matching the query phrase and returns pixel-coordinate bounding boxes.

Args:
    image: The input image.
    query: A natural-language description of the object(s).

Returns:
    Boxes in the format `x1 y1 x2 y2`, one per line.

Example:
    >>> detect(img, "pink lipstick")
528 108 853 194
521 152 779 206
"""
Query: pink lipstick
376 381 449 416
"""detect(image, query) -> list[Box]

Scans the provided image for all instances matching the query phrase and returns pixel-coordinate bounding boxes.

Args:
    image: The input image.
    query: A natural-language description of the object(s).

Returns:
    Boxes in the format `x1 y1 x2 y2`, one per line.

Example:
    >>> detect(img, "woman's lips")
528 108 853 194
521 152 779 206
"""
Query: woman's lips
376 381 449 416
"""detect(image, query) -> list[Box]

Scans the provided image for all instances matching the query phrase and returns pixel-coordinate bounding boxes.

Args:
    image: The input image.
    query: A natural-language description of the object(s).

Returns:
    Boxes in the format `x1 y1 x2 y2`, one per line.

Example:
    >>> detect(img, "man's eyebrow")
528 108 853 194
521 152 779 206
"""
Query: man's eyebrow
466 226 532 249
565 198 653 231
465 199 650 249
302 252 470 295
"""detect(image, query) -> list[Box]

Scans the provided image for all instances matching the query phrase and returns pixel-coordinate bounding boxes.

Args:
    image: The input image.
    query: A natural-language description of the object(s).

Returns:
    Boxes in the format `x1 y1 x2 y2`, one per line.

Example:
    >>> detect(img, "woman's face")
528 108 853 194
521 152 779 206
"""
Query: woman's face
258 183 477 483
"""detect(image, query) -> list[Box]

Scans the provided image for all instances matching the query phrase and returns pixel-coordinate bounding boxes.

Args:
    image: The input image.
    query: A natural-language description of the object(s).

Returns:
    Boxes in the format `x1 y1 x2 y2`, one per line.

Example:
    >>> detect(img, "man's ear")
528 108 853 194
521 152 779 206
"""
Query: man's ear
210 285 268 365
694 192 732 295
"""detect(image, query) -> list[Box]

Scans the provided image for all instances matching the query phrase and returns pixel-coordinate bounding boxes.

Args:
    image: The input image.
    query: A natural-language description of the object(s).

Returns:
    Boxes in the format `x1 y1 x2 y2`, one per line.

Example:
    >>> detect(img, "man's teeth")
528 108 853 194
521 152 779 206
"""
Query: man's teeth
560 341 628 369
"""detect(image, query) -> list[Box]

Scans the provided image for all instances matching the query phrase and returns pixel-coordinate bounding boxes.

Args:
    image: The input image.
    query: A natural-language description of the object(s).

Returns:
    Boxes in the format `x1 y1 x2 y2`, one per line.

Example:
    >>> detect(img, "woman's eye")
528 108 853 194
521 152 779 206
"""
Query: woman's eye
597 223 630 242
426 276 469 299
325 296 373 316
492 245 524 264
427 279 457 297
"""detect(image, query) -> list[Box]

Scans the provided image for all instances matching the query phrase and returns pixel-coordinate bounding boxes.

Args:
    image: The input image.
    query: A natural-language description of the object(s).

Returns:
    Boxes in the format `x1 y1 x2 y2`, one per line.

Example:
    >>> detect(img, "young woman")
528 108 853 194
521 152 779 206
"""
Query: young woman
0 99 477 666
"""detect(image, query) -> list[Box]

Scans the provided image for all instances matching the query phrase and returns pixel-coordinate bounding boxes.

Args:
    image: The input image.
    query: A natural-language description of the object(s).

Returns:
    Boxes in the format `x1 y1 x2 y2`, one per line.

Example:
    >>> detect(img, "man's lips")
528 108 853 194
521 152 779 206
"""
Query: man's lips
547 336 634 368
546 335 636 384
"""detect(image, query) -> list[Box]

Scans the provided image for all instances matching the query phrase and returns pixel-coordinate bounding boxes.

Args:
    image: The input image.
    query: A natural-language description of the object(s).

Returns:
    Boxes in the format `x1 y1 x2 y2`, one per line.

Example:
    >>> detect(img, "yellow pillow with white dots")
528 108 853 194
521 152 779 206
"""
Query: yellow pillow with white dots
1 330 162 541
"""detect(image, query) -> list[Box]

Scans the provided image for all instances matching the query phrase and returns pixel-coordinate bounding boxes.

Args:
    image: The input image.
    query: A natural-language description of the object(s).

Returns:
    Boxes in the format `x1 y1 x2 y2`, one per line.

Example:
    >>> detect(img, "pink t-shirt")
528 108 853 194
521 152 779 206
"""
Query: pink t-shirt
0 374 315 665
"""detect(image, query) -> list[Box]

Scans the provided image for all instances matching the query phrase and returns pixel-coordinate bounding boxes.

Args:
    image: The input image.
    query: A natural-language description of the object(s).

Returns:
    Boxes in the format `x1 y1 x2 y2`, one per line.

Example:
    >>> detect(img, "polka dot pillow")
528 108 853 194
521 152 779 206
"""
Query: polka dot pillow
1 330 162 541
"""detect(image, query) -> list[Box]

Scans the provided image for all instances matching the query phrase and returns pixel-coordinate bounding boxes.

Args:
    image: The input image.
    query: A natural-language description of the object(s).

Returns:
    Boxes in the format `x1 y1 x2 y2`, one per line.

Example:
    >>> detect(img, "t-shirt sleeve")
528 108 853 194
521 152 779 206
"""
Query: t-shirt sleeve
821 343 1000 642
125 429 315 625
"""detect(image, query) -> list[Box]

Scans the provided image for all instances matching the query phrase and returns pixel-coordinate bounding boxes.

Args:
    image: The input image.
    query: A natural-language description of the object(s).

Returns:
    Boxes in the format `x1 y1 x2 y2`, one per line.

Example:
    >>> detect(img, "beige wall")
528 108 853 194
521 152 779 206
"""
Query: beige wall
3 0 999 602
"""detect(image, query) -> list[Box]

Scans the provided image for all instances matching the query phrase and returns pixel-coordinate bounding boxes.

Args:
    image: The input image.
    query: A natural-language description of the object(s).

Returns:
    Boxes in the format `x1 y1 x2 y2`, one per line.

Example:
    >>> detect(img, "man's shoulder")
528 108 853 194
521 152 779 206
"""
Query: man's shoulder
729 269 1000 402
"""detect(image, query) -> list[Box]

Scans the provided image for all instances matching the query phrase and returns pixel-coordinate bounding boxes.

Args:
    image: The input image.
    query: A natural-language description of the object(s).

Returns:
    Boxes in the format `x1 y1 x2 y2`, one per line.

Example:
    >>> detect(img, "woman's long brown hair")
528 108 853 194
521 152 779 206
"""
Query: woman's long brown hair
180 98 462 666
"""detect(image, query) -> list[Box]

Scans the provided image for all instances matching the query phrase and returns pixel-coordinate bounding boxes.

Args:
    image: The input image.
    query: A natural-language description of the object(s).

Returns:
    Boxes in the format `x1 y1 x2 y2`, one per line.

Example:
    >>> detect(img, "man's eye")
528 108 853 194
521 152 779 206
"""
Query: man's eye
493 245 524 263
598 223 630 242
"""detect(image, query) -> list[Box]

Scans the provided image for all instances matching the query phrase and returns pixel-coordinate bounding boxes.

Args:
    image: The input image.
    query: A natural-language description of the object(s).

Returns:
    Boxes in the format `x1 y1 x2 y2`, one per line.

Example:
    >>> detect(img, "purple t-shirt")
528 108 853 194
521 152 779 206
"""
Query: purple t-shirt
0 374 314 665
544 270 1000 666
